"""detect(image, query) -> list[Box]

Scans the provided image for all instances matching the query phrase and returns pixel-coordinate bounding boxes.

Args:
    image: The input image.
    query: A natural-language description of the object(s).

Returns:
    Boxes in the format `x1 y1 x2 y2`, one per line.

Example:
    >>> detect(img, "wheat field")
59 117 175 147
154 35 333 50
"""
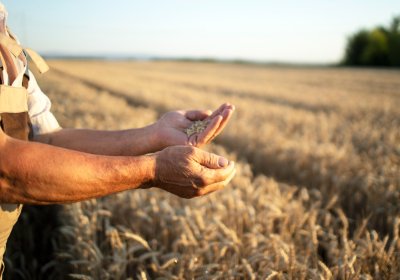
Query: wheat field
4 61 400 280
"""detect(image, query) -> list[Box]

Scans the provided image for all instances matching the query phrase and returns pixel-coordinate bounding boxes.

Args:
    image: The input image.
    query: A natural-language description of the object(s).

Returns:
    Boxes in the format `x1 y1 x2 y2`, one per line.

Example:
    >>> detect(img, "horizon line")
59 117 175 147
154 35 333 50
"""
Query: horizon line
42 52 339 67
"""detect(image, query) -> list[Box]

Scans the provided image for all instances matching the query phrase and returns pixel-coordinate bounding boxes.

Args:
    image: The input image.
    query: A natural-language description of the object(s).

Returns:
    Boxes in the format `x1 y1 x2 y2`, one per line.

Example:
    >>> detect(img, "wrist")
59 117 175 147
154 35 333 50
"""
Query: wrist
113 154 157 190
147 122 163 151
139 153 157 188
118 124 161 156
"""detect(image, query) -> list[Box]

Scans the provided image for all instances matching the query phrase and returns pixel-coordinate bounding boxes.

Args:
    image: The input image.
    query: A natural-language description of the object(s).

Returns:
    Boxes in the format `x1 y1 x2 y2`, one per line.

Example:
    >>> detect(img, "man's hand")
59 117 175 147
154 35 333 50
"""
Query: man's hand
148 145 236 198
155 103 235 149
34 103 234 157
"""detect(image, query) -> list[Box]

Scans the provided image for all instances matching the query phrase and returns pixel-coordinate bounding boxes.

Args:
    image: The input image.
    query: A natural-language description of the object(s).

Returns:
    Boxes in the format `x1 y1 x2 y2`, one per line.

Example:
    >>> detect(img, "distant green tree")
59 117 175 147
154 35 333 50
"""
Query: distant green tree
344 30 369 65
387 17 400 66
363 27 389 66
343 16 400 67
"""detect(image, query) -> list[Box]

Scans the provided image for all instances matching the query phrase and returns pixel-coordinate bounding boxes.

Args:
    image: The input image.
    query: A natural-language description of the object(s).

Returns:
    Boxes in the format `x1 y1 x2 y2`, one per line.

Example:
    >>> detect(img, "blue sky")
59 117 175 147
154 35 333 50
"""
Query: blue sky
2 0 399 63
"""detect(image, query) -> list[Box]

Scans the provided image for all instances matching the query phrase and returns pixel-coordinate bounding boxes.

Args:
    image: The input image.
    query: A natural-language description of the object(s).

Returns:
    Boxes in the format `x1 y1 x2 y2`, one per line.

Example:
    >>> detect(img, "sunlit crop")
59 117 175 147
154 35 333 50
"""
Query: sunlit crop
5 61 400 280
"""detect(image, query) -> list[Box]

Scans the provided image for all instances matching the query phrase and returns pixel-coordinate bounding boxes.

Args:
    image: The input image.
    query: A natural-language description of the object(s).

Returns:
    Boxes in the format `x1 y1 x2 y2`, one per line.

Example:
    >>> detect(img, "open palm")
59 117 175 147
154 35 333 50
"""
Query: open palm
156 103 235 148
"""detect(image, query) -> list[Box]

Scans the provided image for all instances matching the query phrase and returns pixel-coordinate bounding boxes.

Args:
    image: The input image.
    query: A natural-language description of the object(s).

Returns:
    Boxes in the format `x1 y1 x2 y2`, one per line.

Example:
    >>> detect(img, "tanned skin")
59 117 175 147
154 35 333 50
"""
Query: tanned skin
0 105 236 204
0 12 236 204
34 105 234 156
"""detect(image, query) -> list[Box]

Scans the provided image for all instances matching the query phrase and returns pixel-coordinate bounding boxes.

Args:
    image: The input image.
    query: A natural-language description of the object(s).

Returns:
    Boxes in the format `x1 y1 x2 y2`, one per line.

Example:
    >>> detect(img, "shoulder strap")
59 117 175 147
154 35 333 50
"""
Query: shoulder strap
24 48 49 74
0 30 49 76
0 29 36 141
0 33 23 57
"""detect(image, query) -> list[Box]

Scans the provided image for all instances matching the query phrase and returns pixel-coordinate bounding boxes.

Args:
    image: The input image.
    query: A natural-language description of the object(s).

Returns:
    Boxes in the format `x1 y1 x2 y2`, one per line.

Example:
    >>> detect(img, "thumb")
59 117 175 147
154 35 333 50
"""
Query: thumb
198 150 229 169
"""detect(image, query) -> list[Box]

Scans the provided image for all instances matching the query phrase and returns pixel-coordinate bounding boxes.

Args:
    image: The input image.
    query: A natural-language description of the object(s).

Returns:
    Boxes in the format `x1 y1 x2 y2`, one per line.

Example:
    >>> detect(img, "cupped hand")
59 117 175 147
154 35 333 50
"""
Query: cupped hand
150 145 236 198
155 103 235 148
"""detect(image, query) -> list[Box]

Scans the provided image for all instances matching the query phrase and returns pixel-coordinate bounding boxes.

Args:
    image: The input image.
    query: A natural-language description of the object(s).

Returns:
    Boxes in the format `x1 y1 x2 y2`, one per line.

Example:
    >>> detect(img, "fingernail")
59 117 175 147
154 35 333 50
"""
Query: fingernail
218 157 228 167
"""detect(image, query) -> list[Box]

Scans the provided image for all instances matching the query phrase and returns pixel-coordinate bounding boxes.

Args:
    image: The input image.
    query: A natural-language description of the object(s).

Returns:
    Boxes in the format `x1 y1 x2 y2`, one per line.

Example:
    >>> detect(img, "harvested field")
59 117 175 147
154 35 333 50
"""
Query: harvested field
4 61 400 279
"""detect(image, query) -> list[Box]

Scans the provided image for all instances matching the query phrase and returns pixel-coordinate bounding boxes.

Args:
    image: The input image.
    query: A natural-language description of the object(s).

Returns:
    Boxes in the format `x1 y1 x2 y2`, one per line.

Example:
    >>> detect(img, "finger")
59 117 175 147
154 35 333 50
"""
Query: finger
197 161 236 186
161 166 236 198
188 133 199 146
188 115 221 146
203 161 235 184
206 103 234 120
206 104 227 120
185 110 212 121
197 182 225 196
208 107 234 142
196 115 223 145
194 148 229 169
197 168 236 196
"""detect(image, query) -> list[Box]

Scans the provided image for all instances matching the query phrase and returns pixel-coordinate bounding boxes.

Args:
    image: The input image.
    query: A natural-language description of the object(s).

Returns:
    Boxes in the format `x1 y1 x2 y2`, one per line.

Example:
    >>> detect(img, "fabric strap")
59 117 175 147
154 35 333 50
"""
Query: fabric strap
0 29 33 138
0 32 49 75
0 85 28 113
25 48 49 74
0 33 22 57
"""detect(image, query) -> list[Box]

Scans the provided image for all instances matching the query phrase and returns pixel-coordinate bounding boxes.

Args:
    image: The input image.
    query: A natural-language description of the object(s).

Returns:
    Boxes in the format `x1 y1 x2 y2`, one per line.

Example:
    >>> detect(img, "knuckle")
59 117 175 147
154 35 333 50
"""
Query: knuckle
205 154 213 166
186 145 196 153
200 153 213 167
185 188 200 198
209 154 219 166
194 176 207 188
196 168 210 187
184 145 197 158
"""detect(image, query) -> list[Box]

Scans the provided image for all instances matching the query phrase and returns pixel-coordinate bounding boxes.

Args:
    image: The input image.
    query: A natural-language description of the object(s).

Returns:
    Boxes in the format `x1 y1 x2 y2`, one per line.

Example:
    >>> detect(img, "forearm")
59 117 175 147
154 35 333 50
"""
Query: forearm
33 125 161 156
0 134 155 204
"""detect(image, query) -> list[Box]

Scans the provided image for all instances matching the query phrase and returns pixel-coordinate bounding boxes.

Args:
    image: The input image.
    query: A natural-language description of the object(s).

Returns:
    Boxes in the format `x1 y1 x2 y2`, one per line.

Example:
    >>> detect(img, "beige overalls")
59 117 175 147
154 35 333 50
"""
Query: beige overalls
0 31 49 279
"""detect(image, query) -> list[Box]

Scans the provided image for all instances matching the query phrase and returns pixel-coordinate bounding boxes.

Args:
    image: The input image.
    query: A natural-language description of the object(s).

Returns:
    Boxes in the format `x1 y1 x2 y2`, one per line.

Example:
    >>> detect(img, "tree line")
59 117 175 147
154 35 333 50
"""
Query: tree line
343 16 400 67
